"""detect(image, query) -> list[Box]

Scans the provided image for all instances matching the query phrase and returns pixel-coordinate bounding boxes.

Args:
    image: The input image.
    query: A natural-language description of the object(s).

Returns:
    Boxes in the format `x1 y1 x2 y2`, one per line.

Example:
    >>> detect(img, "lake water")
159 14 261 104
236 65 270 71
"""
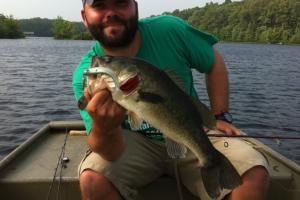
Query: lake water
0 37 299 165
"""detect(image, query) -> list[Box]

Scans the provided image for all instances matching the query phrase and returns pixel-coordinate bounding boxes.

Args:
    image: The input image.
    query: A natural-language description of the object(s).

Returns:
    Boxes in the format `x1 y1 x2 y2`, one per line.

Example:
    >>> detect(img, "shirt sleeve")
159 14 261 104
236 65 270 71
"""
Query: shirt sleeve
72 49 96 134
182 20 219 73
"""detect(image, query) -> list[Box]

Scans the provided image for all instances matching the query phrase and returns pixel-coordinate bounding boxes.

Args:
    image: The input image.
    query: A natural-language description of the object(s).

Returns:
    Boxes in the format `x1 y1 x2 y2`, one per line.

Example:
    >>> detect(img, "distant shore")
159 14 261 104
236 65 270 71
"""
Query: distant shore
5 36 299 46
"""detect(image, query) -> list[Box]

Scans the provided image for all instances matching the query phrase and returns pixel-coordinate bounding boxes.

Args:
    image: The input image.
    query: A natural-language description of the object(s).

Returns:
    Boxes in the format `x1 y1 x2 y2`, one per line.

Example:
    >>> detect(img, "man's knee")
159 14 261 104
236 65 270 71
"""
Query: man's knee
80 169 122 200
243 166 269 189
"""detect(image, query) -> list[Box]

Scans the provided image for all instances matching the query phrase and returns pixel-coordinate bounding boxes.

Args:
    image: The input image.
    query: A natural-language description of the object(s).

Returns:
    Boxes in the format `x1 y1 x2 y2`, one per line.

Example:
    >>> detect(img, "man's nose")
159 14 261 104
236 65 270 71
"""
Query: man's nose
104 6 118 19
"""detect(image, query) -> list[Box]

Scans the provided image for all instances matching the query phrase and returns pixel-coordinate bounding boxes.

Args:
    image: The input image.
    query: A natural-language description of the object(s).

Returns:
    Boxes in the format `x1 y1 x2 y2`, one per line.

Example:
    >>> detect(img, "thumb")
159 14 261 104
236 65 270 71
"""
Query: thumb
78 88 91 110
84 88 91 101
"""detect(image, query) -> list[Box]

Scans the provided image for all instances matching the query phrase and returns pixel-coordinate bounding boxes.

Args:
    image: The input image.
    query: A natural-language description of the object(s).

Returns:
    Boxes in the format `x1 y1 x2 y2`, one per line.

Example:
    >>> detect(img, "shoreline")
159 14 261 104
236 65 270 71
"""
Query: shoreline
2 37 299 46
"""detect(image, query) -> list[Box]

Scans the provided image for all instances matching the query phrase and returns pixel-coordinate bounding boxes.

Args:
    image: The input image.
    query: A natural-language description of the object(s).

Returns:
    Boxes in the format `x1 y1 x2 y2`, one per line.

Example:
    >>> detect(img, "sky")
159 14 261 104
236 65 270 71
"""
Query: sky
0 0 225 22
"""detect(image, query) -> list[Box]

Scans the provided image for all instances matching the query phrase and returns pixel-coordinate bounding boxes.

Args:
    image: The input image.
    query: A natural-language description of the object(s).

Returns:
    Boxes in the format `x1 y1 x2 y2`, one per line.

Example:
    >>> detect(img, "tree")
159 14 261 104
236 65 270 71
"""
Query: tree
51 16 75 39
0 14 6 37
0 14 24 39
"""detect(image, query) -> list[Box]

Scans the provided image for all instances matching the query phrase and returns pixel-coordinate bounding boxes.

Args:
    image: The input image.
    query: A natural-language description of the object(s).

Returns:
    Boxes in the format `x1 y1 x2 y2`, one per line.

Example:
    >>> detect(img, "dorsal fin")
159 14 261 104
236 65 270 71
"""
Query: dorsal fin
163 69 186 91
191 97 216 130
164 68 216 129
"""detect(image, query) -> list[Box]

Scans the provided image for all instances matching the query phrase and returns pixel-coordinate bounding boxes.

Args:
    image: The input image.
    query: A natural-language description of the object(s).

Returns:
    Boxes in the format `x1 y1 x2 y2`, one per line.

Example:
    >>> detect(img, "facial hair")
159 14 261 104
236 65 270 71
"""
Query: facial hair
87 8 138 48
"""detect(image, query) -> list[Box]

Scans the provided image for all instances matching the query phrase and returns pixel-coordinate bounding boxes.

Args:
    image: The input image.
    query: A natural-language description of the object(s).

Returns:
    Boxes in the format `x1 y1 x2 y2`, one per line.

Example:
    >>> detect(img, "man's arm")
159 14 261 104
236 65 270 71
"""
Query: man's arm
84 89 126 161
206 48 240 135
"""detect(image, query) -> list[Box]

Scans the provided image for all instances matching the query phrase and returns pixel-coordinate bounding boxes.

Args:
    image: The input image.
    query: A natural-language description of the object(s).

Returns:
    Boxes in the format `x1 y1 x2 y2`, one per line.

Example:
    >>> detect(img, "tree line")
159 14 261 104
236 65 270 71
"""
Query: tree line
19 17 92 40
0 15 92 40
165 0 300 44
1 0 299 44
50 16 92 40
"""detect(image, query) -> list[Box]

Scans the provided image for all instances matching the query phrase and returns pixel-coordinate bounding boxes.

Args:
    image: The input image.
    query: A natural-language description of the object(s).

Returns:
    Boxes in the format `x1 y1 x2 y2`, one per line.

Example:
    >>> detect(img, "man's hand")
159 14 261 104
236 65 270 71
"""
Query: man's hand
85 89 126 134
216 120 241 136
84 88 126 161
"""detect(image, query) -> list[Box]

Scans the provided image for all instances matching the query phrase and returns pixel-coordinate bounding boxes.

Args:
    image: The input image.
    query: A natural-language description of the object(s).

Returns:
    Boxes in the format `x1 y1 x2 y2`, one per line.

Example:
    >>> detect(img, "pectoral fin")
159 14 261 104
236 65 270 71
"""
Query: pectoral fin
163 69 186 91
128 111 143 130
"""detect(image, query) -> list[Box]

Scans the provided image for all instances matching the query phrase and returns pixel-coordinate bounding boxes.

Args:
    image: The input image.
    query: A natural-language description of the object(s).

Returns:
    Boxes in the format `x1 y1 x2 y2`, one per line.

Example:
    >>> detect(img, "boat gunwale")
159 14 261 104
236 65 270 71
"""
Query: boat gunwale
0 124 50 171
240 131 300 175
0 177 78 183
1 121 299 177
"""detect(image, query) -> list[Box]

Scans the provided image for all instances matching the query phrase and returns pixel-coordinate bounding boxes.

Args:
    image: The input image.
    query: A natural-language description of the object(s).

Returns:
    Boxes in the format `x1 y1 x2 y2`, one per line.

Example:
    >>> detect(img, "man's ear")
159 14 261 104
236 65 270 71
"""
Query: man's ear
81 10 88 28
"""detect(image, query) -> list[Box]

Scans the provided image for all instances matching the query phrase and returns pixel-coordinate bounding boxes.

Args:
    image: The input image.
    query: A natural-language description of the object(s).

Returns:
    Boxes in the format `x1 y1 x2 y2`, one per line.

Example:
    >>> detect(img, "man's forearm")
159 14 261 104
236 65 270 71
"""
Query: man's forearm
206 48 229 115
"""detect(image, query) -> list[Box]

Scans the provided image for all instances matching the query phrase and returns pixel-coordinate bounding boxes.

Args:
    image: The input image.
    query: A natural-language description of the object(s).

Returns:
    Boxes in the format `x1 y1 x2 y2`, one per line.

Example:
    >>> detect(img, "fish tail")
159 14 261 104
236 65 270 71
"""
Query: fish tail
201 152 242 199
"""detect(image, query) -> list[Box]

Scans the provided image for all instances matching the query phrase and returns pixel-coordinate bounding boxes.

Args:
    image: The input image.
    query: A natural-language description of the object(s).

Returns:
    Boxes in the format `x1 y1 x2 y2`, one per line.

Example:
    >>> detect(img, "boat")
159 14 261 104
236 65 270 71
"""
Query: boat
0 121 299 200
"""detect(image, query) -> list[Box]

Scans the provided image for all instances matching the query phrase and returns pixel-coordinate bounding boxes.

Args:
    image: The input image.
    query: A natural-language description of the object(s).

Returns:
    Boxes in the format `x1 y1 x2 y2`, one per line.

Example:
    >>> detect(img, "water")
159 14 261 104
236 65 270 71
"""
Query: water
0 38 299 164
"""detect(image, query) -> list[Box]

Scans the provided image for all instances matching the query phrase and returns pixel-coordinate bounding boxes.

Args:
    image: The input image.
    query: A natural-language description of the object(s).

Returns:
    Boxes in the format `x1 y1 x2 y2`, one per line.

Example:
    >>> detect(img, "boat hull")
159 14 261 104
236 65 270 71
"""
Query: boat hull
0 121 299 200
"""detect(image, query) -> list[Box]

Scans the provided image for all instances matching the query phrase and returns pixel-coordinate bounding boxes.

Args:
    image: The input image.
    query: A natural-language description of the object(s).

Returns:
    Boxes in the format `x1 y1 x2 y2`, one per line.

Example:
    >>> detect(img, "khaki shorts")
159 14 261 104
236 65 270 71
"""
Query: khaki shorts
78 130 269 200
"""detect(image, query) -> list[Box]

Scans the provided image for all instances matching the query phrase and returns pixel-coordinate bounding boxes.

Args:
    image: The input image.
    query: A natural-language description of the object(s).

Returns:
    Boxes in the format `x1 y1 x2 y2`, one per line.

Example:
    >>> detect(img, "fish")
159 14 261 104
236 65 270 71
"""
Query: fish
80 55 242 199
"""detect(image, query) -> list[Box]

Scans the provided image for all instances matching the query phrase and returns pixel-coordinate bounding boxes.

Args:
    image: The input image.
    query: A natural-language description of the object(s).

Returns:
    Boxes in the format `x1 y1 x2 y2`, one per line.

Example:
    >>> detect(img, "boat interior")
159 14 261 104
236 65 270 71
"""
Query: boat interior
0 121 299 200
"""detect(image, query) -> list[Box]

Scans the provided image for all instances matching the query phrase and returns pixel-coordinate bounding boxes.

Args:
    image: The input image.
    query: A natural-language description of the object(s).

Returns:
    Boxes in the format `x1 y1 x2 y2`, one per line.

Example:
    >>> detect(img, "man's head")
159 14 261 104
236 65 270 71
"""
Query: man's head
81 0 138 49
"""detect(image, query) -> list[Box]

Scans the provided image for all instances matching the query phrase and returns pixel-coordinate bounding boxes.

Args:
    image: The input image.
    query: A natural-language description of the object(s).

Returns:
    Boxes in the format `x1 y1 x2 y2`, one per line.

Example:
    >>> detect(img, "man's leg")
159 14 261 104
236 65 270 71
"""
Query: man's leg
226 166 269 200
78 131 167 200
80 170 123 200
177 135 270 200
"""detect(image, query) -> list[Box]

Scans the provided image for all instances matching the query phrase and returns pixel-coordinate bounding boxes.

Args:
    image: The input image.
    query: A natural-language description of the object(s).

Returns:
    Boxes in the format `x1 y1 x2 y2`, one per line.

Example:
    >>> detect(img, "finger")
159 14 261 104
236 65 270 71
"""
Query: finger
231 126 241 136
78 89 92 110
101 97 126 117
84 88 91 102
111 102 126 116
203 127 210 133
86 90 111 114
216 120 236 136
224 125 241 136
224 128 233 136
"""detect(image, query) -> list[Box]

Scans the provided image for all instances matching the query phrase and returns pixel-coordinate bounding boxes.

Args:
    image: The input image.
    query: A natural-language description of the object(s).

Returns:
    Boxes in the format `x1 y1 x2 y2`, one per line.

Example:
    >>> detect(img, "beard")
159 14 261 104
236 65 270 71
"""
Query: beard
87 10 138 48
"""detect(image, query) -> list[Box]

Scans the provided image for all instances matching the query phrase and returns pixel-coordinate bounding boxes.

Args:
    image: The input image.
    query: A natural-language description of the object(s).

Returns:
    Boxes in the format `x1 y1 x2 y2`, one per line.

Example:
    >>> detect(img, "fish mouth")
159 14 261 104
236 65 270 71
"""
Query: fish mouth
119 73 140 95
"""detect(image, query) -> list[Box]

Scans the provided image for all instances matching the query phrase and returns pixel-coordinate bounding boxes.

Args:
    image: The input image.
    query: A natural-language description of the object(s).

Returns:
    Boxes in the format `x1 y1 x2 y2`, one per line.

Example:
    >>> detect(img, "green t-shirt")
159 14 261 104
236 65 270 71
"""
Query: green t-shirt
72 15 218 140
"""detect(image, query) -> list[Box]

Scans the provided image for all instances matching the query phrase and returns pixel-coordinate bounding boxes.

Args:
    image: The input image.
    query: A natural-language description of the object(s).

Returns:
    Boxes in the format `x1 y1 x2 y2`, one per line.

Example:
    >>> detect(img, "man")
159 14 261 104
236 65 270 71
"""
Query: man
72 0 270 199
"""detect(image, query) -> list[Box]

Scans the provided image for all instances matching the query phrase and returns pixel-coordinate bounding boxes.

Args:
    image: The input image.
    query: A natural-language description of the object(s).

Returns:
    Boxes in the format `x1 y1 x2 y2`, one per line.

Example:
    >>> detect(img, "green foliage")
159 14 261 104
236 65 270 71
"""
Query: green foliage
74 22 87 35
0 14 24 39
51 16 75 39
290 27 300 43
168 0 300 44
72 31 93 40
2 14 88 40
3 0 299 43
19 18 53 37
18 18 86 38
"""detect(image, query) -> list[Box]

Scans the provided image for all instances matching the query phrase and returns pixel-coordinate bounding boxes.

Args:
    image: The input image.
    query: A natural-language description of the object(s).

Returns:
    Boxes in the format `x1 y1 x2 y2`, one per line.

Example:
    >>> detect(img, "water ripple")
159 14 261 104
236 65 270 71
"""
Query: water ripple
0 38 299 165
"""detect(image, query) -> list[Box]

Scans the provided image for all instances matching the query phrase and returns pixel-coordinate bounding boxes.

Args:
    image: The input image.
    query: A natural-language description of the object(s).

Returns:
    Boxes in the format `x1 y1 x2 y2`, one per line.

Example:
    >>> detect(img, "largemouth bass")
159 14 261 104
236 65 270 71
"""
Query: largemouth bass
81 56 242 198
